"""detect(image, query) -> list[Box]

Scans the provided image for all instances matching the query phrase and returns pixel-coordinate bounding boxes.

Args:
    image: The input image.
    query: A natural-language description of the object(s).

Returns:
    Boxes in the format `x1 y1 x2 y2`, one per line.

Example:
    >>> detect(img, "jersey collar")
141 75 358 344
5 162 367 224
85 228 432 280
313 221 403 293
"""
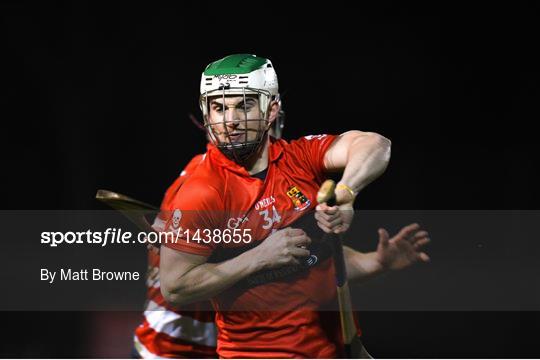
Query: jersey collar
207 137 284 176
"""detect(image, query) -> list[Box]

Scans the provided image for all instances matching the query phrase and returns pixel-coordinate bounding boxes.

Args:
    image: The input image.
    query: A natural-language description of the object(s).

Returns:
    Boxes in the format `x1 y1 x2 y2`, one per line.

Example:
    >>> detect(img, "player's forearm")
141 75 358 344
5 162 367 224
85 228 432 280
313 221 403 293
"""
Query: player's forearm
340 132 391 194
344 246 386 283
162 248 265 306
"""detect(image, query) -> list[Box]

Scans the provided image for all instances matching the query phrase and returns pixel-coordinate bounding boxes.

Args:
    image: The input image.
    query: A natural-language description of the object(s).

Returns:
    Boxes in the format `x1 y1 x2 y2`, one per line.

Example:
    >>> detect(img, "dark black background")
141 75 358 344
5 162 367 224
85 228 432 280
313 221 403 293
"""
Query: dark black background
1 1 539 358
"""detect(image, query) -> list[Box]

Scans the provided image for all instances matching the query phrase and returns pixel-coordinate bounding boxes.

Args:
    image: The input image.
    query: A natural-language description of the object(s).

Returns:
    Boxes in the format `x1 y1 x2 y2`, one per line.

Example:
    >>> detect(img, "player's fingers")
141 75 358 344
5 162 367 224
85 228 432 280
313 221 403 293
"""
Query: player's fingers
290 246 310 258
316 203 339 213
316 203 329 211
317 214 343 229
378 228 390 247
289 257 301 266
314 212 335 225
325 206 340 215
396 223 421 240
316 203 325 210
284 227 305 237
410 231 429 243
333 223 350 234
290 234 311 246
414 237 431 249
316 210 341 223
418 252 430 262
317 221 333 234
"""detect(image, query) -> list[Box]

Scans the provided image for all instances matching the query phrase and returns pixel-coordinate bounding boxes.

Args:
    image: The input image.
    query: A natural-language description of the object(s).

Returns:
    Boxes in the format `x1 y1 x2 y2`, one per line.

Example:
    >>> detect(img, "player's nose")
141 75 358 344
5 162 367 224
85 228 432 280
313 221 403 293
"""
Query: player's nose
224 108 241 125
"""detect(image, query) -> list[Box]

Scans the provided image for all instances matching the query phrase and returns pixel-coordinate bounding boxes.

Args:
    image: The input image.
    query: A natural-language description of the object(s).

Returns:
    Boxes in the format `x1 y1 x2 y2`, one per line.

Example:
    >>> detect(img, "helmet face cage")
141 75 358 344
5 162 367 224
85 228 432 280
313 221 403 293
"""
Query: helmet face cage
200 86 273 164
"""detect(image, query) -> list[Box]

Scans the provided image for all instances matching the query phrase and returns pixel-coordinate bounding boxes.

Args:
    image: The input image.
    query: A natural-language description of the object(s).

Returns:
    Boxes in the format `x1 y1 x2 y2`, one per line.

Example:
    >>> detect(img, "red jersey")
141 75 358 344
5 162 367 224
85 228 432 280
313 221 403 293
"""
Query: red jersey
164 135 345 358
134 154 217 359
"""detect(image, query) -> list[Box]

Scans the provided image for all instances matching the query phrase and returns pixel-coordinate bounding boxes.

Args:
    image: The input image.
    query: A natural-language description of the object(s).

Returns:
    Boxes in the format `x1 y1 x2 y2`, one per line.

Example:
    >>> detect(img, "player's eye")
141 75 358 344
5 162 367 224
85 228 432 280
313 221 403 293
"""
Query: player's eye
238 103 254 113
212 105 223 113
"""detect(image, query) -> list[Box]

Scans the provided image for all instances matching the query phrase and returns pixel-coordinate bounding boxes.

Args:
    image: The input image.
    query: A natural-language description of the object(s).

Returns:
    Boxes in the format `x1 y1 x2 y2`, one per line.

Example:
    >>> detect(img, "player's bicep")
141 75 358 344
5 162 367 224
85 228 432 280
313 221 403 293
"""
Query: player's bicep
160 246 208 294
323 131 376 172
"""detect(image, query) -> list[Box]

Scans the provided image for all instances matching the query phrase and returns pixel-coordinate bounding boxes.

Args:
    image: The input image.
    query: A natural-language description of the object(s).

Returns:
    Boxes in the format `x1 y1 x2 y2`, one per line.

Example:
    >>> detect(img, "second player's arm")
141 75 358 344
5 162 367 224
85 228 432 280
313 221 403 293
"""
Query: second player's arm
344 224 431 283
344 246 385 283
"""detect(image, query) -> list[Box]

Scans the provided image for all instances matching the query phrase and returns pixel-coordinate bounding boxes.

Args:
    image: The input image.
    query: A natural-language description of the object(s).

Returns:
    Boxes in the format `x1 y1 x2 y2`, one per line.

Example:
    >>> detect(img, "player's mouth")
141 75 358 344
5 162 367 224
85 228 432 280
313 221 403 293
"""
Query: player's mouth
227 132 247 142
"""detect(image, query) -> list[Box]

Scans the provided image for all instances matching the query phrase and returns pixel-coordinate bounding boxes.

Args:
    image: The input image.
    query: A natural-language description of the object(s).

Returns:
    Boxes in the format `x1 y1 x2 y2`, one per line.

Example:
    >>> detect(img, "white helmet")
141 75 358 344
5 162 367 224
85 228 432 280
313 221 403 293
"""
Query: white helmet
199 54 279 163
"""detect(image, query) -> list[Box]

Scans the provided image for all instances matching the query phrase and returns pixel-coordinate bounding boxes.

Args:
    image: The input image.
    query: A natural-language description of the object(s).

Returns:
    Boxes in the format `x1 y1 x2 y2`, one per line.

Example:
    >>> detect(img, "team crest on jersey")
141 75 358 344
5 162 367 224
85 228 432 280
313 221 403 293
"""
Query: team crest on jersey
286 185 311 211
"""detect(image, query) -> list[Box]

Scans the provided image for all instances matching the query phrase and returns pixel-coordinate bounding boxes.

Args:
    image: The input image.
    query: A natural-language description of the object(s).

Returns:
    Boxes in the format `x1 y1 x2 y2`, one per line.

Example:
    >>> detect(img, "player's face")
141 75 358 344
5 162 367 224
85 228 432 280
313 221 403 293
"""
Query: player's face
207 95 264 145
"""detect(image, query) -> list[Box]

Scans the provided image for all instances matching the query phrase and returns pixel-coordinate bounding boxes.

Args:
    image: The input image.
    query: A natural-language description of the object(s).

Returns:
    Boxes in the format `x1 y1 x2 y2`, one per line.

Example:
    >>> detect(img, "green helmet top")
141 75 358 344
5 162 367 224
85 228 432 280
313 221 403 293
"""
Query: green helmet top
203 54 269 75
200 54 278 97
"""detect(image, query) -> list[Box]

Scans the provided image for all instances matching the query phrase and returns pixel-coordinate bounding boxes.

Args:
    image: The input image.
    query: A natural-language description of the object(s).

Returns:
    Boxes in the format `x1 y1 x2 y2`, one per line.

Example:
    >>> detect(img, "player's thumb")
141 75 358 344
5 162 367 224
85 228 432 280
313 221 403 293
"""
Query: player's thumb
378 228 390 247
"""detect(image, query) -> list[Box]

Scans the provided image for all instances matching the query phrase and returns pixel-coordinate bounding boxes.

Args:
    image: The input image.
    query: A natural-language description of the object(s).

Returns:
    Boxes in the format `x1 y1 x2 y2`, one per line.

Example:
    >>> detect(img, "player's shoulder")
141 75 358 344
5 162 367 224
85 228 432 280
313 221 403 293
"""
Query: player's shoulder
166 157 225 211
276 134 336 154
182 153 205 174
161 153 207 207
187 152 226 187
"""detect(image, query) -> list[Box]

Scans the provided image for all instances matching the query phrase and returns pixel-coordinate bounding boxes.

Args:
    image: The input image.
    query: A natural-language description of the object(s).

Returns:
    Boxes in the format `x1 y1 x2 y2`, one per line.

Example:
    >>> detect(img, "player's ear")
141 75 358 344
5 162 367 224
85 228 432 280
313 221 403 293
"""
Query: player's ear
268 100 281 125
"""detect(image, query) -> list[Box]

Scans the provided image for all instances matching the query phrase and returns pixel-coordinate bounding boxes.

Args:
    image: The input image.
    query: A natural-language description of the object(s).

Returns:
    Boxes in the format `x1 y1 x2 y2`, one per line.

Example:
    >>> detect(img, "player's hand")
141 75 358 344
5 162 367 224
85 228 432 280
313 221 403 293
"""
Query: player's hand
375 223 430 271
315 182 355 234
254 228 311 269
314 201 354 234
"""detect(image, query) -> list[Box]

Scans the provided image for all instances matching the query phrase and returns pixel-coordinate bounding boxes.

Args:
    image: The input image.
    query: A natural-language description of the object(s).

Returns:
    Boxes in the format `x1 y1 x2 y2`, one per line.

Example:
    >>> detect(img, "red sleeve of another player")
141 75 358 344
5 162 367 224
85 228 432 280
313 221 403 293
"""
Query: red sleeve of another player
290 134 337 182
161 180 222 257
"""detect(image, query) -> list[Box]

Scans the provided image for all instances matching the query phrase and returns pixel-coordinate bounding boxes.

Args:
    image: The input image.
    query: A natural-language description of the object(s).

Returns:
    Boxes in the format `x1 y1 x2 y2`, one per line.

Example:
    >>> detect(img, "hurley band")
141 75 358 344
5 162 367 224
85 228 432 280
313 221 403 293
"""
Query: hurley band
336 183 357 199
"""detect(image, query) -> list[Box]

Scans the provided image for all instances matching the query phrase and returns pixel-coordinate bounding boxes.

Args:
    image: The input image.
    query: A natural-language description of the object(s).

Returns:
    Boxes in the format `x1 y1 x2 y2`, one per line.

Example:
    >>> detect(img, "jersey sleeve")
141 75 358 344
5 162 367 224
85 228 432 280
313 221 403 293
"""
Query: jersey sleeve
161 179 223 257
160 154 205 209
152 154 205 232
289 134 337 183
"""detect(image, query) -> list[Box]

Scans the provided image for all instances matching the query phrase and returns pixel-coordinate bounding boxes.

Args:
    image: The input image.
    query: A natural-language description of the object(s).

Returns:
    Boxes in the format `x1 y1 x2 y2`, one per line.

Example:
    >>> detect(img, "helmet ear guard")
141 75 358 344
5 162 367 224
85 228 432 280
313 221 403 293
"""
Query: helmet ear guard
269 94 285 139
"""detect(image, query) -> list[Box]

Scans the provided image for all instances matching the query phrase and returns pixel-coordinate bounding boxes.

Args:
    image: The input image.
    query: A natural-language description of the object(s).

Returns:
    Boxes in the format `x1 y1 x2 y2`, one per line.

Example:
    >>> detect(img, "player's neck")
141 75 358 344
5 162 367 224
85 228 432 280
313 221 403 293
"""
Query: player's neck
245 137 269 175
